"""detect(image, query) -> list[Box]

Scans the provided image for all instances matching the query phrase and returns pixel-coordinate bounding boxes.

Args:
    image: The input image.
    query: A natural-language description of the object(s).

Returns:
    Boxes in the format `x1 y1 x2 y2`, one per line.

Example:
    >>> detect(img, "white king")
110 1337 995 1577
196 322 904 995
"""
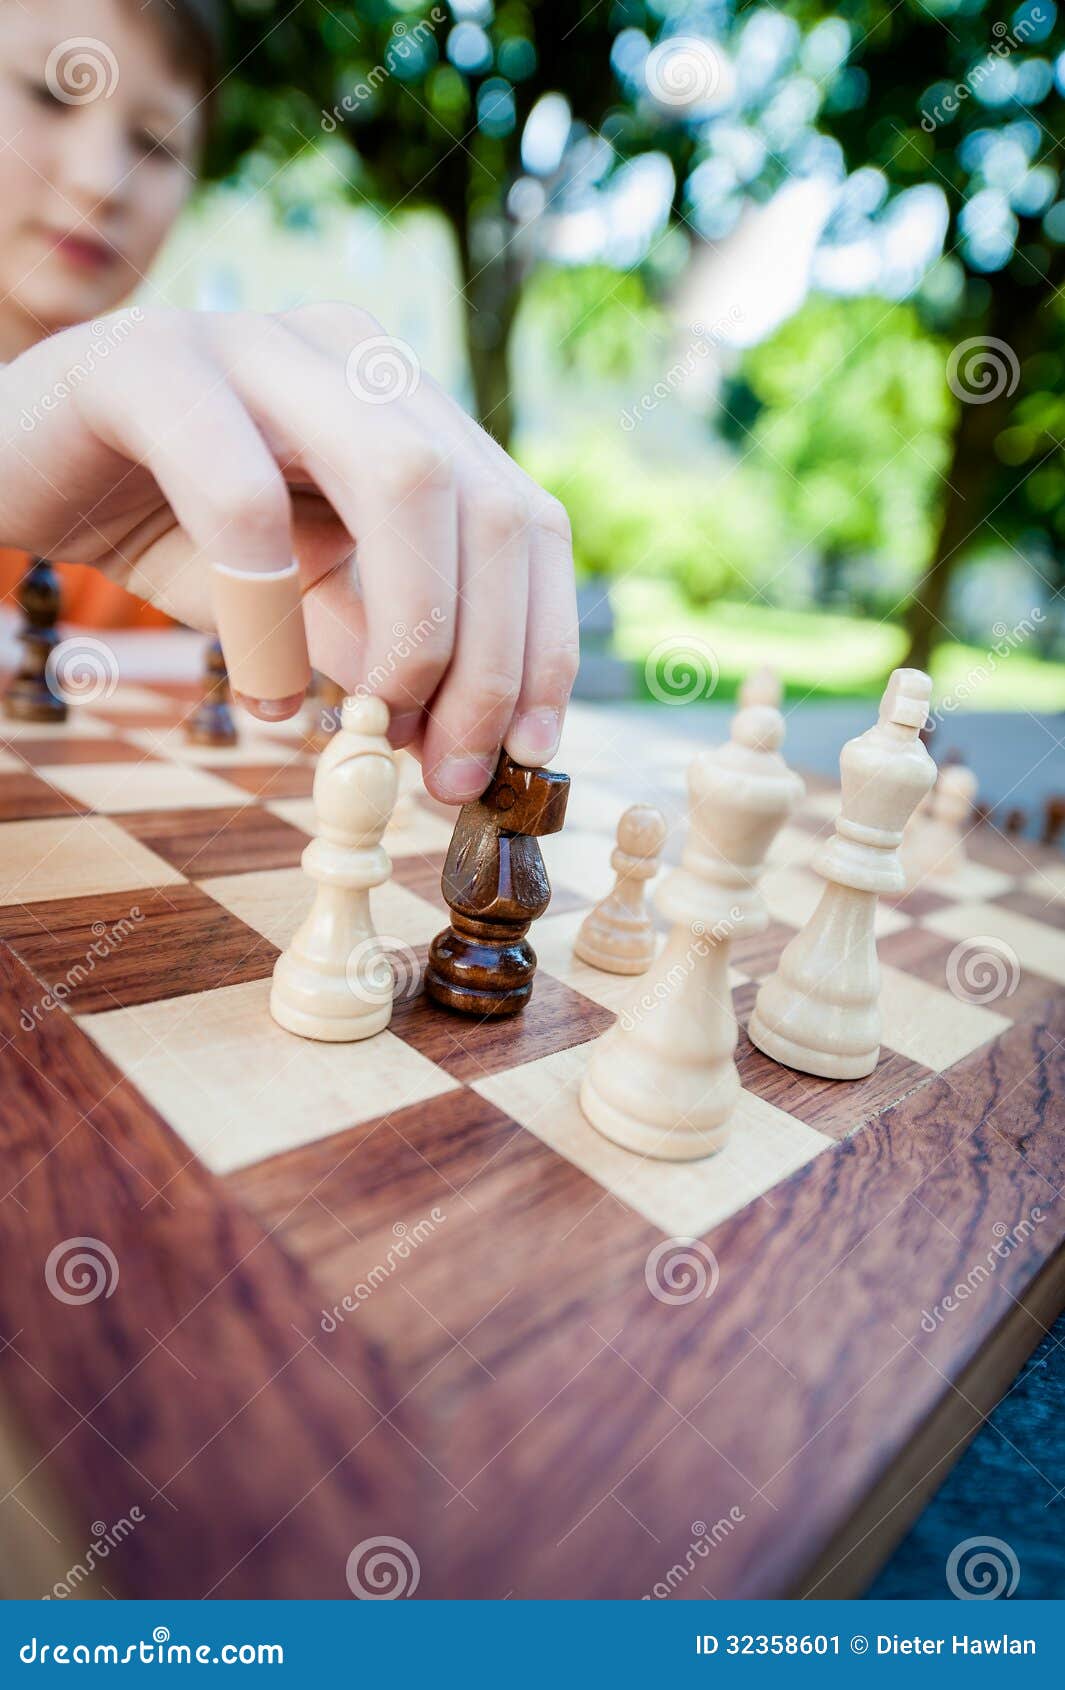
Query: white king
747 668 936 1080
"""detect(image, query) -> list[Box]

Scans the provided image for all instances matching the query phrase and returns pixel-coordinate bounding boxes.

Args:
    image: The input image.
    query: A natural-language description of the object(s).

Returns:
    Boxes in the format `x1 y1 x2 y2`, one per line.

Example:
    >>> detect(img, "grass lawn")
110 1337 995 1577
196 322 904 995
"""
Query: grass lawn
610 582 1065 711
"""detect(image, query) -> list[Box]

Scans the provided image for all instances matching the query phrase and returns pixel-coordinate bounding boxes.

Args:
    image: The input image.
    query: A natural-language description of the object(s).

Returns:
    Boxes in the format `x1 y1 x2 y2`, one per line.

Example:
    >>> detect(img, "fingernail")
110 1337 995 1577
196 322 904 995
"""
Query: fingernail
507 708 561 766
233 689 306 723
433 755 495 803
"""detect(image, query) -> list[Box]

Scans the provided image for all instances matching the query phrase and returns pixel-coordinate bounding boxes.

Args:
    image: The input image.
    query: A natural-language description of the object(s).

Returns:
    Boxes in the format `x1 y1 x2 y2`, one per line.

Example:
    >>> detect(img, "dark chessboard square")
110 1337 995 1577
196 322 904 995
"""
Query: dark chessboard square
538 879 591 918
966 827 1044 875
228 1088 532 1247
391 952 614 1082
0 770 89 822
993 888 1065 933
13 736 159 767
213 762 315 801
390 849 447 904
878 924 1058 1025
730 919 799 980
887 886 955 918
0 883 278 1013
118 804 309 879
731 981 934 1140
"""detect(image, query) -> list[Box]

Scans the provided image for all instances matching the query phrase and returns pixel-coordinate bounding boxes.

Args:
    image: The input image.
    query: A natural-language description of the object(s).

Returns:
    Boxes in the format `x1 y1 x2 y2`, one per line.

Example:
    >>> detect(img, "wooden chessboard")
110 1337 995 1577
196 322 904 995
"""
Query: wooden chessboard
0 673 1062 1600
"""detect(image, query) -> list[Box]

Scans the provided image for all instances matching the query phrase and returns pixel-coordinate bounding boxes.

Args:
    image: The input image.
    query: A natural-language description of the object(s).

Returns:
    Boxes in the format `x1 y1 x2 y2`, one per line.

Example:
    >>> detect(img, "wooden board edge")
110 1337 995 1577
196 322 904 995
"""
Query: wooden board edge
795 1241 1065 1599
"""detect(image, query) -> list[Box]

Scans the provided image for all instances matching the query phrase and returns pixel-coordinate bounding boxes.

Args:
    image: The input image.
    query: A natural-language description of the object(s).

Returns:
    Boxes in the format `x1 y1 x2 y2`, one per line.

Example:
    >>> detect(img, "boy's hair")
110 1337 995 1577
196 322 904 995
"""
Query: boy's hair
140 0 226 111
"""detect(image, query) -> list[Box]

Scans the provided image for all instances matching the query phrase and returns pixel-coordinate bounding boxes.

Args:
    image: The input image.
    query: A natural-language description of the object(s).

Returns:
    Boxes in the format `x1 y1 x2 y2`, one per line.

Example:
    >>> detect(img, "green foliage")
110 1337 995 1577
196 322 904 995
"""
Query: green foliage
519 266 665 380
806 0 1065 600
724 295 954 598
522 434 788 603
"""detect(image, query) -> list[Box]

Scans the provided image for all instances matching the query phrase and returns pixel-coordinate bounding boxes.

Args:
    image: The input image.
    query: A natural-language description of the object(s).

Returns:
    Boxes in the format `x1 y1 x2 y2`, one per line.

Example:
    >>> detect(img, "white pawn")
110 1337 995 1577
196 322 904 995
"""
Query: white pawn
270 695 398 1042
738 664 782 711
902 759 977 890
573 804 667 975
748 668 936 1080
579 707 804 1161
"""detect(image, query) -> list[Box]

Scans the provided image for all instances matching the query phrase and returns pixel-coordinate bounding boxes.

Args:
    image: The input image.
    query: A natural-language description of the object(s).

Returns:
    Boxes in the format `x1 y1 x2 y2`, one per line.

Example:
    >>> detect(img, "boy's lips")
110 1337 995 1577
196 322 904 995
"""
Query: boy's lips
40 227 119 272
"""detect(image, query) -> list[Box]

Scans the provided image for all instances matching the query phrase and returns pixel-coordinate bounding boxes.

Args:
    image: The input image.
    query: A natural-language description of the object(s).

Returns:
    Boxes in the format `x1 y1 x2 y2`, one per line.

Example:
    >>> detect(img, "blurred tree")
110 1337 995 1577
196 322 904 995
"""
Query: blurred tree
806 0 1065 664
210 1 848 449
722 296 952 612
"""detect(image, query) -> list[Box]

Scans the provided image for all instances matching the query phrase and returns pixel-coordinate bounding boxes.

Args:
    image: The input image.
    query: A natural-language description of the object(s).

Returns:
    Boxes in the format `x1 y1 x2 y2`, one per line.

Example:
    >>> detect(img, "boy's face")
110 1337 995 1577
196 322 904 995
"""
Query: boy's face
0 0 202 343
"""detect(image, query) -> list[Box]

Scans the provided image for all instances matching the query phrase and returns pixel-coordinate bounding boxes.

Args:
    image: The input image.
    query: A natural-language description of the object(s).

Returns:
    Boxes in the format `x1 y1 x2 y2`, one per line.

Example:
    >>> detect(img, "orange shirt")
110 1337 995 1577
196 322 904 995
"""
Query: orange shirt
0 548 174 629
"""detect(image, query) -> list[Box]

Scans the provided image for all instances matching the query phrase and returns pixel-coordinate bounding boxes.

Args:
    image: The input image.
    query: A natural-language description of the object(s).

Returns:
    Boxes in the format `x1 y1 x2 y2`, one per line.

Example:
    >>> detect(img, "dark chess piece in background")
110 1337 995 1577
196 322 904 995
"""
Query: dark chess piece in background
1042 796 1065 851
2 558 67 723
185 637 238 747
425 751 570 1017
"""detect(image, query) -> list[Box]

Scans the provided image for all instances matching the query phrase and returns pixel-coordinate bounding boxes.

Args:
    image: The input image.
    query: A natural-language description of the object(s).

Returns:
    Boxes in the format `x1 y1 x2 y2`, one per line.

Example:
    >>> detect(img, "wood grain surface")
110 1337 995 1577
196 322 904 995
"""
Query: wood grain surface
0 948 420 1598
231 1003 1065 1598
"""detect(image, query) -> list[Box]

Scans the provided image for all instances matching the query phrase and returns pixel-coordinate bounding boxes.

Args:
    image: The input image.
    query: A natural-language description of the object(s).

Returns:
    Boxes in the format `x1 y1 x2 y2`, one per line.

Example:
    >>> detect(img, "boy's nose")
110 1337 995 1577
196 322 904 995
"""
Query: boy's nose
54 112 131 215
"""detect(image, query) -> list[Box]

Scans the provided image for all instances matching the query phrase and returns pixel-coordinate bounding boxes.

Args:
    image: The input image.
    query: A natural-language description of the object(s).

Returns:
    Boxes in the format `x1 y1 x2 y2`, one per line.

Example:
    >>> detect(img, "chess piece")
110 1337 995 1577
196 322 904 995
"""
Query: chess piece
579 706 804 1161
424 751 570 1017
270 695 398 1042
310 673 346 752
899 781 936 890
748 668 936 1081
902 758 977 889
573 804 667 974
185 637 237 747
1042 795 1065 850
738 664 782 711
2 558 67 722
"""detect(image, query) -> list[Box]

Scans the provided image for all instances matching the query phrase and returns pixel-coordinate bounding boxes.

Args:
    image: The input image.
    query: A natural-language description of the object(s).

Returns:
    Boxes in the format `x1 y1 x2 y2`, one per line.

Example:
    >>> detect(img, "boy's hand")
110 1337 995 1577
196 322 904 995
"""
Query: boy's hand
0 304 579 803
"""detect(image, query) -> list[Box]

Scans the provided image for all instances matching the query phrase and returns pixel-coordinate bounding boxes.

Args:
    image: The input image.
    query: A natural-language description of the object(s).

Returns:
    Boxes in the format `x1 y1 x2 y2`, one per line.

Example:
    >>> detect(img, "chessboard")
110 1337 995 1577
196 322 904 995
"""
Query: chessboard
0 666 1062 1601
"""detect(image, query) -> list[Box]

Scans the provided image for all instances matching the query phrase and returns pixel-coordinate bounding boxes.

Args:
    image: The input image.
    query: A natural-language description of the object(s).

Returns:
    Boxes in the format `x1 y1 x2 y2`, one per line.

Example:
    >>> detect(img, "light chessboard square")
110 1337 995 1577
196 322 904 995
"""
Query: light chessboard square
202 867 442 954
531 907 747 1014
124 725 305 769
79 977 460 1175
81 685 182 719
1023 862 1065 901
0 712 106 741
266 797 455 859
474 1043 832 1238
878 964 1011 1069
928 859 1015 903
0 814 185 905
925 900 1065 987
541 828 620 903
41 761 255 815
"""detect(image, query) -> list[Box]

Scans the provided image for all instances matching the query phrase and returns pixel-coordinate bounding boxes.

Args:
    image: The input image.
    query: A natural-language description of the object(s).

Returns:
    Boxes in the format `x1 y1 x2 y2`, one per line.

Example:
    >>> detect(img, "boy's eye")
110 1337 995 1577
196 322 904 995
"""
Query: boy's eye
134 131 167 157
24 77 67 110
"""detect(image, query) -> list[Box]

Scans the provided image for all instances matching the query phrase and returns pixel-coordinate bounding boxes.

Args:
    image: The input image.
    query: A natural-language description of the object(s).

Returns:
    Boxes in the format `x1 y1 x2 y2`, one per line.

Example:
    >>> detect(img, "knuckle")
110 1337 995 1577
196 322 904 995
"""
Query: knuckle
533 494 572 547
536 642 581 699
381 439 453 500
475 489 530 551
203 476 288 541
391 626 454 694
471 666 521 715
